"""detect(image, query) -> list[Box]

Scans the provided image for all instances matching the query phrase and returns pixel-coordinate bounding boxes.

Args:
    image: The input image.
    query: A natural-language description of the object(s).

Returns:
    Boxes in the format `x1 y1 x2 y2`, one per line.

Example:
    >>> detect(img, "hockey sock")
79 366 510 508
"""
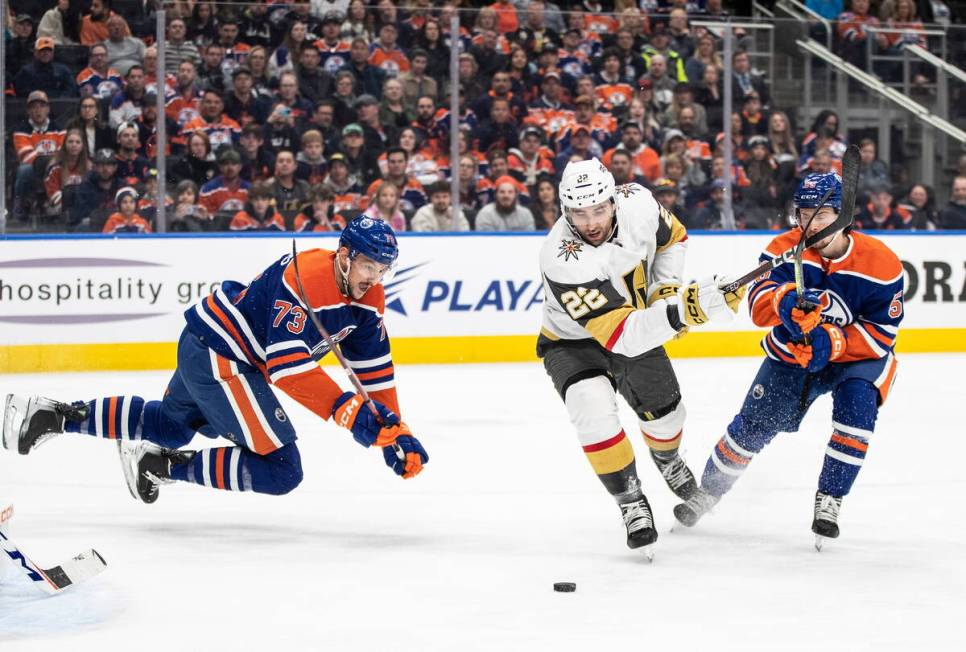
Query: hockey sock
65 398 197 448
581 430 643 501
641 429 682 453
820 380 877 497
169 442 303 495
66 397 146 440
701 431 755 497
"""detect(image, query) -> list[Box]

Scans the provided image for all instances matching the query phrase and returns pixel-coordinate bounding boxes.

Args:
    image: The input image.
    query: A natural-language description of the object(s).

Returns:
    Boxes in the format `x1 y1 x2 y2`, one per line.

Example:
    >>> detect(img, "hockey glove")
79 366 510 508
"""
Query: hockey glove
787 323 846 372
773 283 826 339
331 392 401 447
679 276 746 326
382 433 428 479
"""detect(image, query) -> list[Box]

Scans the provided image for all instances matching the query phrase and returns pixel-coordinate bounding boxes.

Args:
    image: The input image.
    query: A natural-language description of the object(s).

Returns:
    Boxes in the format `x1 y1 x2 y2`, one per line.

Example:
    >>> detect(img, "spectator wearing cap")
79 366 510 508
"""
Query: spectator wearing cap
411 180 470 231
741 135 781 228
508 126 555 186
475 176 536 231
554 125 600 172
938 176 966 229
103 187 152 234
7 15 37 76
739 91 769 138
223 67 270 128
559 94 617 153
101 13 144 76
164 17 202 75
11 90 68 222
399 49 439 107
731 50 771 108
199 148 251 221
603 121 662 184
369 23 410 77
642 26 688 84
316 12 352 75
652 178 686 217
70 147 123 229
76 43 123 100
114 121 152 183
230 181 286 232
528 70 572 128
366 147 428 215
134 93 177 160
594 49 635 112
337 123 380 185
80 0 130 46
354 93 397 153
322 152 364 214
856 185 911 230
297 45 335 105
14 37 78 99
691 179 730 229
181 89 243 151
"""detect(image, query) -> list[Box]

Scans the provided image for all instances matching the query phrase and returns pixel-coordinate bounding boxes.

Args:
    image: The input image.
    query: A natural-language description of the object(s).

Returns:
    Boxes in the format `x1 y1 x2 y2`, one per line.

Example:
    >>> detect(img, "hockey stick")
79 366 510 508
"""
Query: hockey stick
0 503 107 595
718 145 861 295
289 241 404 459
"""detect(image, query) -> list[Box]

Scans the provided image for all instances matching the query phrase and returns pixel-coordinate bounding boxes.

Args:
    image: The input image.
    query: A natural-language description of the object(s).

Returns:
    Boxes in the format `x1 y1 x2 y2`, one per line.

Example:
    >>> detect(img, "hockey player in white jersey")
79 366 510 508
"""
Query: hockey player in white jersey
538 158 745 554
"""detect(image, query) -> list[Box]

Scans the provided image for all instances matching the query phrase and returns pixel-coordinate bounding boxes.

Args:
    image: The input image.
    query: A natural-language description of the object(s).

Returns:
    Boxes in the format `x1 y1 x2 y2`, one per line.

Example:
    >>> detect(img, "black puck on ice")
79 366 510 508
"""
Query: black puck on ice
553 582 576 593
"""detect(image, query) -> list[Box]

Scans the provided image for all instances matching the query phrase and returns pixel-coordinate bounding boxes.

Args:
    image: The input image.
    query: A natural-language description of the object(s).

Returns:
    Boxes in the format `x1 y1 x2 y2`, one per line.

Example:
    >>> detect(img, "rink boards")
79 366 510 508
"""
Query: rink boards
0 231 963 372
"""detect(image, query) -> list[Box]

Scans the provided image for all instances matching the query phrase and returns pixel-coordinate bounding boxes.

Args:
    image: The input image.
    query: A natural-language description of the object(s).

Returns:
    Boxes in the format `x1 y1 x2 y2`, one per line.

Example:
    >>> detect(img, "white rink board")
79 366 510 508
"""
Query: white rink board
0 232 964 347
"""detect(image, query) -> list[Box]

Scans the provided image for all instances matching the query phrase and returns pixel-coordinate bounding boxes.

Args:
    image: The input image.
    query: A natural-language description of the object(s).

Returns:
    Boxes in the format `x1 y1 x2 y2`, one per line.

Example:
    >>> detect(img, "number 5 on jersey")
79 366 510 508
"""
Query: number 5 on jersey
273 300 307 334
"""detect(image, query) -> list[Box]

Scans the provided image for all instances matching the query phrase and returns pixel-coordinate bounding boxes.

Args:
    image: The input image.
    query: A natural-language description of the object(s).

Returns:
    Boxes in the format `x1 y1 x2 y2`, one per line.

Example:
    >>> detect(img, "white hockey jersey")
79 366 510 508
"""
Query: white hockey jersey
538 183 688 358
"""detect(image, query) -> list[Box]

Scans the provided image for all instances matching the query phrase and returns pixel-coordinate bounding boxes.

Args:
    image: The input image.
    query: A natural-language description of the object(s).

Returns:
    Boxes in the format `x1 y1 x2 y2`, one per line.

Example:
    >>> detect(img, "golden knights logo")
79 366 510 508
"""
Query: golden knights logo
557 239 583 262
615 184 641 198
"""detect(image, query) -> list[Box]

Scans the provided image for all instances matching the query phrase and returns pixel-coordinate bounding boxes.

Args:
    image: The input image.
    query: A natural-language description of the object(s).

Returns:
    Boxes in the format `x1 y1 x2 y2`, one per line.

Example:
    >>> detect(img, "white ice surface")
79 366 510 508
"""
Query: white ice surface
1 355 964 651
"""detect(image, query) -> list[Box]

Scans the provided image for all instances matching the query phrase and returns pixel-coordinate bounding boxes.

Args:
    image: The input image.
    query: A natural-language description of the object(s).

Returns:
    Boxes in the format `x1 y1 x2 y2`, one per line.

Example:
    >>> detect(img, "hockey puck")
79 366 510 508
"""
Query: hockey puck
553 582 576 593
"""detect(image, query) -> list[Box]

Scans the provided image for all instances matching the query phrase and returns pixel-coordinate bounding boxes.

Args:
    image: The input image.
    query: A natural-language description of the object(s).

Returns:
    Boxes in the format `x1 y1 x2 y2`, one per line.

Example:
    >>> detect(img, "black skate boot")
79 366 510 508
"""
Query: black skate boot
673 488 720 527
119 441 195 504
812 491 843 551
619 496 658 559
650 449 698 500
2 395 89 455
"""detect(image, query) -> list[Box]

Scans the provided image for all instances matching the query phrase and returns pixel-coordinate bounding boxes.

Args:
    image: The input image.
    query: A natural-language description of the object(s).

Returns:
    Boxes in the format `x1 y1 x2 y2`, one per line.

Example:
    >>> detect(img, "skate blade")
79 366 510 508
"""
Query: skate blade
2 394 27 453
640 544 655 563
814 535 827 552
118 440 143 501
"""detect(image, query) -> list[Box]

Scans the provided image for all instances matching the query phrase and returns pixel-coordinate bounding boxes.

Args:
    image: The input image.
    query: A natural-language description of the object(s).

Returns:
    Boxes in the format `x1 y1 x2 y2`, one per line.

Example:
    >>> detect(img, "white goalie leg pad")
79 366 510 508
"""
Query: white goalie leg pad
639 401 686 451
564 376 622 447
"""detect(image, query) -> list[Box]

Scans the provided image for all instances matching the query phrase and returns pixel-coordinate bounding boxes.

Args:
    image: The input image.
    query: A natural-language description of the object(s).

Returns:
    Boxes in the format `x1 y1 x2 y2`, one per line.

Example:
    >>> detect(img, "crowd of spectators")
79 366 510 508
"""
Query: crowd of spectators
4 0 965 235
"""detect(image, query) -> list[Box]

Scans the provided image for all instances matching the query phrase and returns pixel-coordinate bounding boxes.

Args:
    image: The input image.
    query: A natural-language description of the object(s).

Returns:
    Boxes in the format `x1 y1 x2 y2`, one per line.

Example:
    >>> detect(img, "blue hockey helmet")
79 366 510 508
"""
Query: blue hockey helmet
339 216 399 267
794 172 842 212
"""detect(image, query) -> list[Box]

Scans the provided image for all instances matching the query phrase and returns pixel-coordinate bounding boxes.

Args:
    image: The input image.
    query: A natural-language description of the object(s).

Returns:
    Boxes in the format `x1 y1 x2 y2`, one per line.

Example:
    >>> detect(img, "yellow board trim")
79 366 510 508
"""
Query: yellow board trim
0 328 963 373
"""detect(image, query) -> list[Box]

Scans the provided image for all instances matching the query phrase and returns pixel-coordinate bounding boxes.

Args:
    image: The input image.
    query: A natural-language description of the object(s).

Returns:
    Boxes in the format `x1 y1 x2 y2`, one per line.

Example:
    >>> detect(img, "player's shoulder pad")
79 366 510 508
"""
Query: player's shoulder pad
282 248 345 309
841 231 903 283
354 282 386 315
540 224 603 284
763 229 801 257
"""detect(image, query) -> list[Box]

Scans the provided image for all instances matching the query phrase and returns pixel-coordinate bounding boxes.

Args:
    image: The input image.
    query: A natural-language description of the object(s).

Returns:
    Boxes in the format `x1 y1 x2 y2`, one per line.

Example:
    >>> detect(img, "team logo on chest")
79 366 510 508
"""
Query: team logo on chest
557 239 583 262
311 325 357 356
819 289 853 327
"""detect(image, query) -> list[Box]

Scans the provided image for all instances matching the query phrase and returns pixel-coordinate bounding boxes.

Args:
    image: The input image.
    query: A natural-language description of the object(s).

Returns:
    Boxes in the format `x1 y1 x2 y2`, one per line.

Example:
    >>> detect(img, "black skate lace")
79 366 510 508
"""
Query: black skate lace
815 493 841 522
621 501 654 532
659 456 692 490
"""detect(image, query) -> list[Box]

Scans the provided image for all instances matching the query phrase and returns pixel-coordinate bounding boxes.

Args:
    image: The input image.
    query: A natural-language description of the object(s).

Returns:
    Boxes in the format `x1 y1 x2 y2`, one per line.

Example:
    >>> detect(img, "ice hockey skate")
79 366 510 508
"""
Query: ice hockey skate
812 491 843 551
650 449 698 500
619 496 657 561
2 395 88 455
119 441 195 504
673 487 720 528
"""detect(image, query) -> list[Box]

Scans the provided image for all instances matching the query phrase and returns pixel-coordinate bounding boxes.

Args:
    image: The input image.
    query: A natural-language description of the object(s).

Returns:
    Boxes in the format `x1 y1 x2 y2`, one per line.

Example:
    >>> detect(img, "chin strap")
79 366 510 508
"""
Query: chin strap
336 253 352 297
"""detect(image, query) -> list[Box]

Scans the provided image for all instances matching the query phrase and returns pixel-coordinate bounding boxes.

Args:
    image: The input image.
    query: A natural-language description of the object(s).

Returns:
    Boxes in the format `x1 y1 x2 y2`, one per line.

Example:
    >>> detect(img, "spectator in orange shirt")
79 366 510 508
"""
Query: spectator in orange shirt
488 0 520 35
80 0 131 46
230 181 286 231
602 121 662 183
103 187 152 234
